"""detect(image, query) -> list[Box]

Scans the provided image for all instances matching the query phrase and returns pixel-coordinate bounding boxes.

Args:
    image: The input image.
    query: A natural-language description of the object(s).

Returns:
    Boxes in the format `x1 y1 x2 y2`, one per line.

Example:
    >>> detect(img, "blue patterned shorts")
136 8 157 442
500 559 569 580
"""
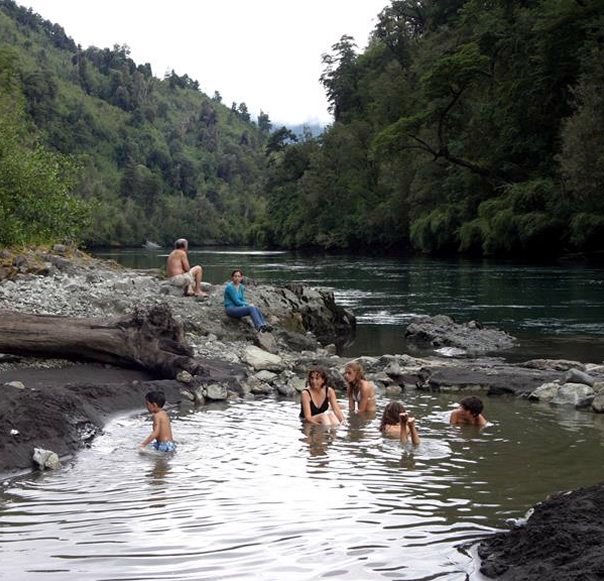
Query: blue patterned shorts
152 440 176 453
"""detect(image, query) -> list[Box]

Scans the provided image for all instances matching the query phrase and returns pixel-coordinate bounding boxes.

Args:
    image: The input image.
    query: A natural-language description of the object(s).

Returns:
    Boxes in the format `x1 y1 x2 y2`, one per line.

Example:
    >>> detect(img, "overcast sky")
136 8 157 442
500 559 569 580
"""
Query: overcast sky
16 0 388 126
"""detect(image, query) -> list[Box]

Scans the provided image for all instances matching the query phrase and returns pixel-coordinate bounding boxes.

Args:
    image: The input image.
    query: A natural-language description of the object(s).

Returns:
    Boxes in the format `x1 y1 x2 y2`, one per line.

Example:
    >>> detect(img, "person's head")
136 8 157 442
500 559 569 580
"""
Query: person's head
343 361 365 385
145 390 166 411
459 396 483 417
380 401 406 431
231 269 243 283
174 238 188 250
307 367 329 389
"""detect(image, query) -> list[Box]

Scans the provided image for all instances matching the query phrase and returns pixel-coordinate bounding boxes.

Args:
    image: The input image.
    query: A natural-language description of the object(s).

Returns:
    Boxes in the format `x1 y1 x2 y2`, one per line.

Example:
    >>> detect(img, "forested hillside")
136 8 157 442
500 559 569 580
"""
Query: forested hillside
2 0 603 257
264 0 604 256
0 0 271 247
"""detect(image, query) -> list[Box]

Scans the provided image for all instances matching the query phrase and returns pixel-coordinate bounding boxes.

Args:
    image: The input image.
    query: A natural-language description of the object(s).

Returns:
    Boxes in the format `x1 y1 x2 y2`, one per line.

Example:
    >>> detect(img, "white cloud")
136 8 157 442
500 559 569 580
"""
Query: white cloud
16 0 388 125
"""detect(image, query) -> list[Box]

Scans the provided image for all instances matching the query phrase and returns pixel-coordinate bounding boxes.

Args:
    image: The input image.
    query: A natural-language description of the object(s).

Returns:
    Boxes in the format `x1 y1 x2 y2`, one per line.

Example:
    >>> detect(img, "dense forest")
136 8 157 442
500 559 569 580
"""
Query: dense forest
264 0 604 256
0 0 273 248
1 0 604 257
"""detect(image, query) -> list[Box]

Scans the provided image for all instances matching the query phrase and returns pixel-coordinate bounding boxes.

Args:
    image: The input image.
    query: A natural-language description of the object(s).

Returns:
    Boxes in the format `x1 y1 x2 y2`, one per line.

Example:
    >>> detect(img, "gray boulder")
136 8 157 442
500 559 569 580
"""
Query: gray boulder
404 315 516 354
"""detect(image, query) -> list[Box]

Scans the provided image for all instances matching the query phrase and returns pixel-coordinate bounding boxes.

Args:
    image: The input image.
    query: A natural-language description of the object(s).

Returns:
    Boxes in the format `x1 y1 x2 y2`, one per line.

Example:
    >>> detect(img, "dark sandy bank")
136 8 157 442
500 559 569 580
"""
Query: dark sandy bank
478 482 604 580
0 364 185 477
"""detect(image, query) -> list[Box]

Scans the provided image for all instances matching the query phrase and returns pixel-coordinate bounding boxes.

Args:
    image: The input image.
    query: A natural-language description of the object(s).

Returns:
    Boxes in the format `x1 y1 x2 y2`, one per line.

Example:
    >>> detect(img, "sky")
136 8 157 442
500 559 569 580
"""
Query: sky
16 0 389 126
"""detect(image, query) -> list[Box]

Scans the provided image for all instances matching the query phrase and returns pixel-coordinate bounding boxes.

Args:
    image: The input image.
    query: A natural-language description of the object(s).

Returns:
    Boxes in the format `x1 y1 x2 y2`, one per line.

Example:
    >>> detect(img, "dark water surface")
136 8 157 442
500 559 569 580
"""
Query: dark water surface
93 247 604 363
3 392 604 580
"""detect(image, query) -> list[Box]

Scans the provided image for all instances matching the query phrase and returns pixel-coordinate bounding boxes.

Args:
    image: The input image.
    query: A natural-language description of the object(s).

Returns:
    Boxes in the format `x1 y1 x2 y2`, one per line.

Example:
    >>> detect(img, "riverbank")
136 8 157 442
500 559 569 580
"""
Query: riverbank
2 247 604 579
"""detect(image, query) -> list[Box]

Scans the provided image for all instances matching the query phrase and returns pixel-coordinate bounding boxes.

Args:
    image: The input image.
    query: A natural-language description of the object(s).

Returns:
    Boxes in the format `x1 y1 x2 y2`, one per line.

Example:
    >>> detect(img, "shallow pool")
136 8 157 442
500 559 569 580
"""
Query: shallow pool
2 391 604 580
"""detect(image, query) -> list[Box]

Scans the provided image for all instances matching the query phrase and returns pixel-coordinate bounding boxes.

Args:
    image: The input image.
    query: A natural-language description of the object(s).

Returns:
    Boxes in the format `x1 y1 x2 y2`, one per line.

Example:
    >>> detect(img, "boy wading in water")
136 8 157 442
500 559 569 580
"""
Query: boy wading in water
140 391 176 452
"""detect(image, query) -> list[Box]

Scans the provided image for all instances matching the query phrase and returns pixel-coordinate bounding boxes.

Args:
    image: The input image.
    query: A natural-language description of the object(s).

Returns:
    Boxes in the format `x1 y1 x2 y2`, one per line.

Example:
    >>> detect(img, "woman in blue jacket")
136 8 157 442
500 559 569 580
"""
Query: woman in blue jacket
224 269 272 332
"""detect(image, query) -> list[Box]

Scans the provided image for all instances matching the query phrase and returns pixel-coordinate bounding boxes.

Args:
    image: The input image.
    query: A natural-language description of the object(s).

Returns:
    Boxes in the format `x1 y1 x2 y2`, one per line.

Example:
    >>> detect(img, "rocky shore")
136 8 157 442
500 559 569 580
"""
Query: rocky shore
1 246 604 579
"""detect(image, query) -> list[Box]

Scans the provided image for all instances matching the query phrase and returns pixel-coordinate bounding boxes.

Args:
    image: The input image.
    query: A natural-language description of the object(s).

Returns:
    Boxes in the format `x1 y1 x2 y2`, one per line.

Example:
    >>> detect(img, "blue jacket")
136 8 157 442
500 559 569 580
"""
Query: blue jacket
224 281 247 308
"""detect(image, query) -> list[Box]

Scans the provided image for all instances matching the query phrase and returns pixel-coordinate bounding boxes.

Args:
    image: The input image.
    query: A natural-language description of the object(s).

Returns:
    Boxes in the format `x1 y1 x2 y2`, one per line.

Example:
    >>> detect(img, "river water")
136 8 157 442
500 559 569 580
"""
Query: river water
2 248 604 579
93 247 604 363
3 392 604 580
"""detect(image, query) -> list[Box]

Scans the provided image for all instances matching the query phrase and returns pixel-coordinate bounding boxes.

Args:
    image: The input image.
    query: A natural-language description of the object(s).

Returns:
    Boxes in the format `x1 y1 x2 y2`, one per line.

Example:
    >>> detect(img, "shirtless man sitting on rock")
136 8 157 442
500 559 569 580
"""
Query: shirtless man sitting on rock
166 238 206 297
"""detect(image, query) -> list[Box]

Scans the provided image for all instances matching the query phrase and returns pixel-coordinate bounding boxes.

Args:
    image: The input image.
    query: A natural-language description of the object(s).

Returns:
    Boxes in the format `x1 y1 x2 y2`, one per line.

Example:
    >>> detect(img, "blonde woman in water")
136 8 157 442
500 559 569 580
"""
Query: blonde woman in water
344 361 376 415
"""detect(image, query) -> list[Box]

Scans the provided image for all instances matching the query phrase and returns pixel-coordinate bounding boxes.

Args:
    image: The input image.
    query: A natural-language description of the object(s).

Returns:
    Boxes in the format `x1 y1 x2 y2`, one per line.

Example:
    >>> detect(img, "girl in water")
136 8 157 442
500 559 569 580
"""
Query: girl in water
300 367 345 425
380 401 420 446
344 361 376 415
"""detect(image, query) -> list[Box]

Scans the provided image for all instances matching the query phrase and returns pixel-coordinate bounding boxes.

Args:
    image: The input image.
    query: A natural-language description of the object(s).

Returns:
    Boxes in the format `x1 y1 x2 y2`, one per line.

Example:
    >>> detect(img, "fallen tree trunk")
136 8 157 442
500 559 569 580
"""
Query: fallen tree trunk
0 304 201 379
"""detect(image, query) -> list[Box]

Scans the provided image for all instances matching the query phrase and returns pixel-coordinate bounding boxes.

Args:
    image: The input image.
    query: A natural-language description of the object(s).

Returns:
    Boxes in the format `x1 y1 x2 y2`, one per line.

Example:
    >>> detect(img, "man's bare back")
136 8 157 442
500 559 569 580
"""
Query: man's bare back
166 238 205 296
166 248 189 277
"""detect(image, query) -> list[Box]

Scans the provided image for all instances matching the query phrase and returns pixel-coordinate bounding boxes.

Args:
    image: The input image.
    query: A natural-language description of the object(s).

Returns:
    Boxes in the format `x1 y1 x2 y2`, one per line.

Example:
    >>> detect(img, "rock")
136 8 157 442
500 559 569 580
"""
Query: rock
528 382 560 402
591 394 604 413
5 380 25 389
256 330 278 353
478 482 604 580
275 381 296 396
205 383 228 401
243 345 286 372
404 315 516 354
32 447 61 470
254 370 277 383
563 368 595 387
176 371 194 384
551 383 595 408
385 384 402 397
521 359 584 371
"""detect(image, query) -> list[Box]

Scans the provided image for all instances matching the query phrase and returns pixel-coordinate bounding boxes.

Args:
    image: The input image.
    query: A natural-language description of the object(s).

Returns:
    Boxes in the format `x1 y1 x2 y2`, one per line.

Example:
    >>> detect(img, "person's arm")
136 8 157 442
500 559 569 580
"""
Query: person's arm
140 415 159 448
476 414 488 427
225 284 247 307
328 388 345 423
449 409 460 425
180 250 191 273
347 386 355 413
407 416 420 445
301 392 320 424
357 381 372 413
399 413 409 444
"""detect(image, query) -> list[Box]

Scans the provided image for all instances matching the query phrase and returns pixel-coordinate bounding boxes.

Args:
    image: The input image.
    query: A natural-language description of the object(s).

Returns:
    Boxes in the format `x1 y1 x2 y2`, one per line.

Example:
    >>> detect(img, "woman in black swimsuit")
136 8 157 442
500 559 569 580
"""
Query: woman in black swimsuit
300 367 345 425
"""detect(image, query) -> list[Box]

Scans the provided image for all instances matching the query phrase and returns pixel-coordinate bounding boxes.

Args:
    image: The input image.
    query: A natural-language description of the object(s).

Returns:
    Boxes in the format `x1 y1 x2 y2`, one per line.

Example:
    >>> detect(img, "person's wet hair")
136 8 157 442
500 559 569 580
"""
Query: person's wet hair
145 390 166 408
174 238 187 249
231 269 243 277
307 367 329 387
380 401 406 431
460 396 483 417
345 361 365 382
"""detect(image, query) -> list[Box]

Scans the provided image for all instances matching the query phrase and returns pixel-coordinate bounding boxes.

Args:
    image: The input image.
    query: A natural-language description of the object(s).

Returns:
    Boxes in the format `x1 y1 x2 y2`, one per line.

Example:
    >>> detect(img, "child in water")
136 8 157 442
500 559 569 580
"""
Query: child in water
449 396 487 427
380 401 420 445
344 361 376 414
140 390 176 452
300 367 345 426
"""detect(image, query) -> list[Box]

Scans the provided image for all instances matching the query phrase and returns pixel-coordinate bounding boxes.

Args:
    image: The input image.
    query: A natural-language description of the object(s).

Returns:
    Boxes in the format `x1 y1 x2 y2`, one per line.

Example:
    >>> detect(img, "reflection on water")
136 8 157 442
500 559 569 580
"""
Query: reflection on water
2 392 604 580
92 247 604 362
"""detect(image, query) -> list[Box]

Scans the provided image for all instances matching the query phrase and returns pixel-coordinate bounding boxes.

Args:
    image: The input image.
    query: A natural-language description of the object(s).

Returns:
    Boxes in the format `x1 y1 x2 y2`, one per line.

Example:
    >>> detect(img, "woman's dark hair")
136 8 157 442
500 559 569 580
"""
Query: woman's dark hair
380 401 406 431
307 367 329 388
231 269 243 277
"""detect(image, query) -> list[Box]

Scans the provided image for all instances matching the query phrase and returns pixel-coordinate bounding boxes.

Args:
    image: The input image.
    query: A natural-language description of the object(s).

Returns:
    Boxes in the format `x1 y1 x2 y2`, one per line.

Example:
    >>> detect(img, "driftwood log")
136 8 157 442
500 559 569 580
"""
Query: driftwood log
0 304 201 378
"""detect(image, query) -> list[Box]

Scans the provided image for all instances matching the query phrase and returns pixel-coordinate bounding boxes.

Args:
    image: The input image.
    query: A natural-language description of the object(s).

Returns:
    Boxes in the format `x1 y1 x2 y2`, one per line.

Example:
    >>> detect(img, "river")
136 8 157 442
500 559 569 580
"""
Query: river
2 247 604 580
93 247 604 363
3 391 604 580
